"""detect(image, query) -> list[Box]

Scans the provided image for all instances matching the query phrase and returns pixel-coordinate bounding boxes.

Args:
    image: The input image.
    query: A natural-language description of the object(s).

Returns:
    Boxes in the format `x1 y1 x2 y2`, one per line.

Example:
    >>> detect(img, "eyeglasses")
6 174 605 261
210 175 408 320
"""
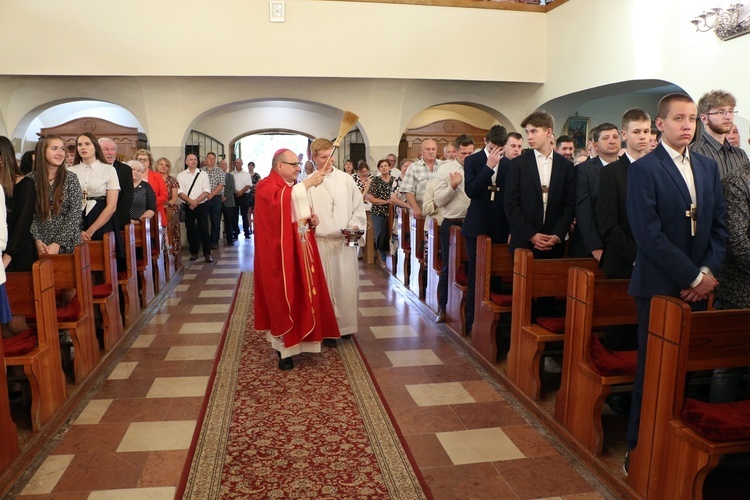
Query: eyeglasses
280 161 302 167
705 110 738 117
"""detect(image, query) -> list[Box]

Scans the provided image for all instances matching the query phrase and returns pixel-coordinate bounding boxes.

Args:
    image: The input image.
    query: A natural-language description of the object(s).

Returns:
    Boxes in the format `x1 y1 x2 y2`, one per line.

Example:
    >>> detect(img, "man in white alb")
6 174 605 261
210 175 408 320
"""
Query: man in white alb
308 138 367 345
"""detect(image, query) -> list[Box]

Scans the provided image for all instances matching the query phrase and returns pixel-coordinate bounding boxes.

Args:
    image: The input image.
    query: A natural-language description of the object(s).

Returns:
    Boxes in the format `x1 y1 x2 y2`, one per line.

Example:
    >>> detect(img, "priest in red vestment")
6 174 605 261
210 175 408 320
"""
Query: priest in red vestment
254 148 340 370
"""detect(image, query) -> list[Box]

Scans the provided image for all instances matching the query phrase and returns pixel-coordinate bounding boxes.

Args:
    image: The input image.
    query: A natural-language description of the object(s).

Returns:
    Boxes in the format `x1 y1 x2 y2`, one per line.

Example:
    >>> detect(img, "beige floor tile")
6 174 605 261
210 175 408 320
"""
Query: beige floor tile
209 269 239 275
131 334 156 348
116 421 196 452
385 349 443 367
369 325 419 339
360 291 386 300
73 399 114 425
146 376 210 398
190 304 230 314
173 284 190 292
163 297 181 306
179 322 224 334
149 314 169 324
20 454 75 495
205 278 237 285
108 362 139 380
88 487 176 500
182 273 197 280
406 382 476 406
359 279 374 286
359 306 399 317
436 428 524 465
199 290 234 298
164 345 217 361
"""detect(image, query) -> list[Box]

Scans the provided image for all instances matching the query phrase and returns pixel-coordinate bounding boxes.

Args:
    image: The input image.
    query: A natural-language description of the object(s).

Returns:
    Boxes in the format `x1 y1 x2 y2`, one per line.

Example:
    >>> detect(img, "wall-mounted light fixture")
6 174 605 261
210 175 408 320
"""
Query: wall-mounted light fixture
691 3 750 40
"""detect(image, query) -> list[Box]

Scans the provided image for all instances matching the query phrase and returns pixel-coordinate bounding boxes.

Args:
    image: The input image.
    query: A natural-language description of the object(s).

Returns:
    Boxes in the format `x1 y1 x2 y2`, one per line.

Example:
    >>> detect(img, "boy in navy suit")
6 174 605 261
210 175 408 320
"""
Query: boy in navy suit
624 93 727 474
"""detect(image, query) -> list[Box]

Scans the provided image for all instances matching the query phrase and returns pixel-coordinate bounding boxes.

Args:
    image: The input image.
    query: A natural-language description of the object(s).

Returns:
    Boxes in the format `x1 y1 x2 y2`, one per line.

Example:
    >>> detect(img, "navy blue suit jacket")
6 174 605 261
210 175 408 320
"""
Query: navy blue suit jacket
462 150 510 243
626 144 727 298
504 149 575 257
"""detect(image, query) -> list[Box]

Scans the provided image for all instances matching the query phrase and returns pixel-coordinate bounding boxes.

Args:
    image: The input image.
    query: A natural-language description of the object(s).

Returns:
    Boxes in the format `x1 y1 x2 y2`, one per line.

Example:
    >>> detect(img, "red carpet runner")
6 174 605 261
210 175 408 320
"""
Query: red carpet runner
180 273 427 499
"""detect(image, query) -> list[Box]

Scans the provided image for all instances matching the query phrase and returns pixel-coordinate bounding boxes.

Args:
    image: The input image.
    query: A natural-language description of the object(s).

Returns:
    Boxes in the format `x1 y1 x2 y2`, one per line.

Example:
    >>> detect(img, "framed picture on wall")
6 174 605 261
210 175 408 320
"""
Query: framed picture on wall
563 116 590 150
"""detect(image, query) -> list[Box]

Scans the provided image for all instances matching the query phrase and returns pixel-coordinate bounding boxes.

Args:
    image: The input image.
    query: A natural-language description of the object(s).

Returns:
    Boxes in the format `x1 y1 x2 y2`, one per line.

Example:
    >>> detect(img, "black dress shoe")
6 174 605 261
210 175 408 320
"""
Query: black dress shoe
211 243 218 250
226 241 234 246
323 339 337 347
278 357 294 370
435 309 446 323
204 254 213 263
244 233 251 238
189 254 199 261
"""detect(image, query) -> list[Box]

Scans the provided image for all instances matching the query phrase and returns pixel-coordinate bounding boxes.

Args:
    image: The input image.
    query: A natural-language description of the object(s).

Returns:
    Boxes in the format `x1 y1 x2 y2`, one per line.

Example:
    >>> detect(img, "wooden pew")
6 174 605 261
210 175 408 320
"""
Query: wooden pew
554 267 637 456
163 207 180 281
387 204 396 274
118 224 141 327
46 244 100 383
409 213 426 299
425 218 440 314
396 207 410 287
0 336 20 472
472 236 513 363
364 211 375 265
446 226 468 336
5 259 68 431
133 219 155 308
88 232 124 351
150 213 166 294
629 296 750 500
506 248 603 400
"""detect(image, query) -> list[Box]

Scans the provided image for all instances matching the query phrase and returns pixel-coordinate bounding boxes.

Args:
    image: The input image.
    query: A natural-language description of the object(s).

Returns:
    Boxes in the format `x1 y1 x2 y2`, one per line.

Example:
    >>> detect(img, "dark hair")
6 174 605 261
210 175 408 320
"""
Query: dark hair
555 134 573 147
206 151 216 158
376 159 390 169
621 108 651 130
74 132 108 164
486 125 508 147
507 132 523 142
34 135 70 220
651 127 662 141
20 151 35 175
0 136 23 198
454 134 475 149
592 123 619 142
657 93 694 120
521 110 555 131
357 160 369 173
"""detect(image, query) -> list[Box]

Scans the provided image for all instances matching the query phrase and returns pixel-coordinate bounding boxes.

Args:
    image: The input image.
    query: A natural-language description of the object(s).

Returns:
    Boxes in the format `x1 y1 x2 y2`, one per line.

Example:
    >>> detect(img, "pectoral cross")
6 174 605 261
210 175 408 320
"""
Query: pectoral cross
685 204 697 236
541 185 549 204
298 220 308 243
487 185 501 201
82 190 89 211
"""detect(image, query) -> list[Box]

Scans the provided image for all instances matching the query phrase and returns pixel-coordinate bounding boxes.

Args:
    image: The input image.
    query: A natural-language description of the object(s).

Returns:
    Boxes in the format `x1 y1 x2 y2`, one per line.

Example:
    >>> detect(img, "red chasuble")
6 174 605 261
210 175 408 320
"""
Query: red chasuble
254 169 340 348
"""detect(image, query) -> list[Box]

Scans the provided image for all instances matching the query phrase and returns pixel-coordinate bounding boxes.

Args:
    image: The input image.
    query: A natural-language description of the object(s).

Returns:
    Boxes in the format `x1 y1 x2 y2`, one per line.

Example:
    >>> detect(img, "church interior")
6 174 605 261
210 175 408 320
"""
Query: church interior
2 0 750 498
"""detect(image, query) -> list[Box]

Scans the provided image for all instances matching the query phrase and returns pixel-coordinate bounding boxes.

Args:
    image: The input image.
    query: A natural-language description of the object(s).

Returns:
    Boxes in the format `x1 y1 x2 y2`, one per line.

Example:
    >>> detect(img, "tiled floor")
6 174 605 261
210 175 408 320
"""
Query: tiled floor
8 237 613 499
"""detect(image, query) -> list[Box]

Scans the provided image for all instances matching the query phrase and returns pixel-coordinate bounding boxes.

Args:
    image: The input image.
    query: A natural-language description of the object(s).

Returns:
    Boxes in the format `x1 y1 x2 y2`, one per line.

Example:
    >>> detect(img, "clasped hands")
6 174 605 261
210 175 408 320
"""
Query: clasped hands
530 233 560 251
680 273 718 303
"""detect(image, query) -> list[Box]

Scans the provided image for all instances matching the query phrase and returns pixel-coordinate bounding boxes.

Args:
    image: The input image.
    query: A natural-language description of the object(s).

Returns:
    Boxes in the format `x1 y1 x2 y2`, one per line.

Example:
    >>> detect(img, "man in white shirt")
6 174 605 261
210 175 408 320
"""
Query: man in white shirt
231 158 253 238
177 153 212 262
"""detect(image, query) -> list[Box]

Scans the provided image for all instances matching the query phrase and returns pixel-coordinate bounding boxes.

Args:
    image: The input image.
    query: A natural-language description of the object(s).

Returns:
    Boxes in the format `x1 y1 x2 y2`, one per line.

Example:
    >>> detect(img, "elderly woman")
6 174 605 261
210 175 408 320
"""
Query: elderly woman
128 160 156 222
133 149 168 226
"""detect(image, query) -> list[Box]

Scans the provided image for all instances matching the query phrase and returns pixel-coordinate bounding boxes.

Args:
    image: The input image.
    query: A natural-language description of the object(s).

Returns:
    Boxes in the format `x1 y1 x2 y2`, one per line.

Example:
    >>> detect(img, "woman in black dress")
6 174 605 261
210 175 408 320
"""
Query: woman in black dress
0 136 36 272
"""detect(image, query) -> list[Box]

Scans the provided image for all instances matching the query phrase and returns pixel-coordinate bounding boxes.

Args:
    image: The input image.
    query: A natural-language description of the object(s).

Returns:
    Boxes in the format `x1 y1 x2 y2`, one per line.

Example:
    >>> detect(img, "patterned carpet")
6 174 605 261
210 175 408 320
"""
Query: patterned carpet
180 273 428 499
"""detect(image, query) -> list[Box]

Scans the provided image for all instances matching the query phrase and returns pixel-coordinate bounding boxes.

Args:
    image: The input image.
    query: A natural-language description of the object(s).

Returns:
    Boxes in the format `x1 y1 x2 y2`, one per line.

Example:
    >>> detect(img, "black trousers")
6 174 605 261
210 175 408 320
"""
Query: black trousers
206 196 223 245
236 194 250 236
222 205 235 243
184 204 211 256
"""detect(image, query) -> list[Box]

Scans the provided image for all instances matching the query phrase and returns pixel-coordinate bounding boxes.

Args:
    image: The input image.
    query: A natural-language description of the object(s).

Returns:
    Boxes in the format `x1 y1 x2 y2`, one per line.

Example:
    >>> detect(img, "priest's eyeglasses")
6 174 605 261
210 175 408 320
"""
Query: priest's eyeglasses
281 161 303 167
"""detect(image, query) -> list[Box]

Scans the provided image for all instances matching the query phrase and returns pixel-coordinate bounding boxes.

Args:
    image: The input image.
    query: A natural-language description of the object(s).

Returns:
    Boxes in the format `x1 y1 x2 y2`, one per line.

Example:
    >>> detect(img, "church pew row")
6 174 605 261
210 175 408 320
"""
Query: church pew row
46 244 100 384
554 267 637 456
506 249 603 401
629 296 750 500
133 219 155 308
119 224 141 327
88 232 124 351
446 226 468 336
472 236 513 364
425 218 440 314
5 260 68 432
409 213 426 300
0 338 18 474
386 205 397 275
396 207 410 287
150 213 167 294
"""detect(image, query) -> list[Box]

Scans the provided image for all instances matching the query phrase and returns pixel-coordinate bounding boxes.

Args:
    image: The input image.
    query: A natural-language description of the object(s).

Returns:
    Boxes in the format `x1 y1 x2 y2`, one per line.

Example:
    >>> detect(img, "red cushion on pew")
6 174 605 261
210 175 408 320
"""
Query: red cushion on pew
456 264 468 287
681 398 750 442
57 296 81 322
2 329 38 356
92 283 113 298
117 272 127 280
490 293 512 307
589 335 637 377
536 316 565 334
